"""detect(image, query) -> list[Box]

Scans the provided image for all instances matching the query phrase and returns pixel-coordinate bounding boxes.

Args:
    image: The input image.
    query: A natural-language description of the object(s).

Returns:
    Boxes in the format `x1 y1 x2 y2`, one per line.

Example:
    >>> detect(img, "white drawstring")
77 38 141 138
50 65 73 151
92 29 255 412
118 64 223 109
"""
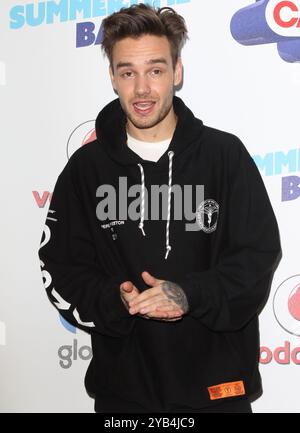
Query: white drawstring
165 151 174 259
137 163 146 236
137 151 174 259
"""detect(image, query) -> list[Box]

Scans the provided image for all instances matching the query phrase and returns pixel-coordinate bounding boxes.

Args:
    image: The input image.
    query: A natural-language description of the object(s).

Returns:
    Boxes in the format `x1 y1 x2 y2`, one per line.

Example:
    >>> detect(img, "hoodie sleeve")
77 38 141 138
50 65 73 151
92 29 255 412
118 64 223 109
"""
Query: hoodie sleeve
177 139 281 332
38 157 135 338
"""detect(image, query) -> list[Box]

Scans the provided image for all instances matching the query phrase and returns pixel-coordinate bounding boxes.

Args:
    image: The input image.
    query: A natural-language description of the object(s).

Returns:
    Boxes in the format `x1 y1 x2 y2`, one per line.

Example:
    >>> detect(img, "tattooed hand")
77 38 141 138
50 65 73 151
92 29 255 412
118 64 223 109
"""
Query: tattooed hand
161 280 189 315
127 271 189 320
120 280 183 321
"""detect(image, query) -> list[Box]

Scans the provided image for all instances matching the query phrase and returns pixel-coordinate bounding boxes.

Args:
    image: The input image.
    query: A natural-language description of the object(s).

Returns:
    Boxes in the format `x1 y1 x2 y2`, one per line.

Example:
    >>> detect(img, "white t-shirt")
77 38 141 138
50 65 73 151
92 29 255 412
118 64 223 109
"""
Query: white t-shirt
127 133 171 162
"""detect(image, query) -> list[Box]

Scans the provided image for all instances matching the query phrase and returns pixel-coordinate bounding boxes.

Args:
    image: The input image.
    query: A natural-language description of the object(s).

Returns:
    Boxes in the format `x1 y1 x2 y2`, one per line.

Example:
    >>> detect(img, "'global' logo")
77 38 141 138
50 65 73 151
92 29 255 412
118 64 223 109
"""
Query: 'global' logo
58 317 94 369
58 338 92 369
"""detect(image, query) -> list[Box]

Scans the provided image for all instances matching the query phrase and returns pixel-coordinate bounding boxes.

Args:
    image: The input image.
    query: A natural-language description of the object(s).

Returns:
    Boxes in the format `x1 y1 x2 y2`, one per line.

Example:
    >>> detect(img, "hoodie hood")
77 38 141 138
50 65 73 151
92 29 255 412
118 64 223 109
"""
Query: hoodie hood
95 95 205 168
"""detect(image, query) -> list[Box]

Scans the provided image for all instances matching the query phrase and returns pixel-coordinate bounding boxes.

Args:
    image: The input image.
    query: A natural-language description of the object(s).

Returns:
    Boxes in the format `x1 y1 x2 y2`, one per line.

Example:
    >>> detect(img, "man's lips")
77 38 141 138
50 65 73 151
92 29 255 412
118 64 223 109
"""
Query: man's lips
132 101 156 114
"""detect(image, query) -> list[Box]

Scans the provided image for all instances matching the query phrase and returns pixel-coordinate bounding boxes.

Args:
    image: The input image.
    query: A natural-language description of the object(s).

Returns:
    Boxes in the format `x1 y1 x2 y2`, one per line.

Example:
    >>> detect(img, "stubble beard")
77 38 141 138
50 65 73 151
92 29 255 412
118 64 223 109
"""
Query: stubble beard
121 93 174 131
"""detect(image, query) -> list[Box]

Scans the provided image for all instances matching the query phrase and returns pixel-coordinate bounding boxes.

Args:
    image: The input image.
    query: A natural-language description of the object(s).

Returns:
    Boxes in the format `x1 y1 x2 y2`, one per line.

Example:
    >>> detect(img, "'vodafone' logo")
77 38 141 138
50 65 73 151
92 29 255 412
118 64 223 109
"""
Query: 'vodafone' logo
266 0 300 36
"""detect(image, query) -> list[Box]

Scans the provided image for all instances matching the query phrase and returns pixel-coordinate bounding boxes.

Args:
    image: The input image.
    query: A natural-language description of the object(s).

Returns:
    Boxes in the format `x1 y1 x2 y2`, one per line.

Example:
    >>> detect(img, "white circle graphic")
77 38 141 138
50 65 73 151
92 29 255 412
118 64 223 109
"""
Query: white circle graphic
196 199 219 233
66 120 96 159
273 275 300 336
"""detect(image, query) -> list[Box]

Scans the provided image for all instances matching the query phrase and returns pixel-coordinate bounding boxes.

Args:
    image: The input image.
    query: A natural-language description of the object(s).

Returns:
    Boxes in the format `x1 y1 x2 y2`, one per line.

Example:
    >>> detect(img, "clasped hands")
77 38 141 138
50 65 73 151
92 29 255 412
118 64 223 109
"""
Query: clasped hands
120 271 189 322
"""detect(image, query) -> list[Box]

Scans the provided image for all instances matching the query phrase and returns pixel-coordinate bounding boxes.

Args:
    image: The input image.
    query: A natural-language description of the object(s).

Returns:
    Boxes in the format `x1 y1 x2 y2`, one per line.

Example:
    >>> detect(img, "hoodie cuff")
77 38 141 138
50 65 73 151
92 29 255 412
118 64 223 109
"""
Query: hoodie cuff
176 270 214 316
100 275 133 322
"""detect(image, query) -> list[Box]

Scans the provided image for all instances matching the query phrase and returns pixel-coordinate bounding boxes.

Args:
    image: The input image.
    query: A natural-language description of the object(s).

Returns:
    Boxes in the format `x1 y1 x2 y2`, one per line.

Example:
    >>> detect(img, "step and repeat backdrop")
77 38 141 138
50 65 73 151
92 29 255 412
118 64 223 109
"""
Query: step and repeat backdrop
0 0 300 413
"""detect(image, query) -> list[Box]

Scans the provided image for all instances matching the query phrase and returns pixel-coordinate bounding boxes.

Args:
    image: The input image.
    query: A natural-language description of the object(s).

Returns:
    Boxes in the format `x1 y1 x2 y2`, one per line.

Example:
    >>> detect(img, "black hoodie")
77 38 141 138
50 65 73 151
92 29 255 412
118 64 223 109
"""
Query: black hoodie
38 96 281 411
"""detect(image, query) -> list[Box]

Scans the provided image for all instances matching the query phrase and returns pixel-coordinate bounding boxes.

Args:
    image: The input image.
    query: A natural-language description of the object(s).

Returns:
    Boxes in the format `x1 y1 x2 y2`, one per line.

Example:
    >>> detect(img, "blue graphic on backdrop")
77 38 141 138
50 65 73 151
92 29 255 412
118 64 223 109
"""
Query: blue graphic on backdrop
231 0 300 62
59 314 77 334
252 148 300 202
9 0 191 48
9 0 191 28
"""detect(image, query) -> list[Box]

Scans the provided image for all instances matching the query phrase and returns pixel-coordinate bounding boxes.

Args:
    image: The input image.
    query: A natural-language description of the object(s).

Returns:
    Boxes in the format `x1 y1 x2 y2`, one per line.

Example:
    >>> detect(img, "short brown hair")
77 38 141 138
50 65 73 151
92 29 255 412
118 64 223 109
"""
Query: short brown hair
101 4 188 71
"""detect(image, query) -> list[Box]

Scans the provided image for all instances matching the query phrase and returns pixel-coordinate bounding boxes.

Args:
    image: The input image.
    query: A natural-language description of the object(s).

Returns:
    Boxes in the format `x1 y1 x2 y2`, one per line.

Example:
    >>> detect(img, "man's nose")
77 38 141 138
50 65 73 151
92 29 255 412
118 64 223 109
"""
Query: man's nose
134 74 151 96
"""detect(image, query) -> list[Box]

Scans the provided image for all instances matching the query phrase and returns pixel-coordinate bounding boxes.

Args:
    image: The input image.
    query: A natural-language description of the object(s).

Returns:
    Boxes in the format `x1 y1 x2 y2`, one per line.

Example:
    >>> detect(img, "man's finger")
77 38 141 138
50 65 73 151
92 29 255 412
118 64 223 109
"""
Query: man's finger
120 281 134 292
141 271 158 287
128 286 161 307
133 303 183 317
120 282 140 309
147 311 183 321
155 305 184 315
129 293 164 312
138 301 180 315
129 296 182 315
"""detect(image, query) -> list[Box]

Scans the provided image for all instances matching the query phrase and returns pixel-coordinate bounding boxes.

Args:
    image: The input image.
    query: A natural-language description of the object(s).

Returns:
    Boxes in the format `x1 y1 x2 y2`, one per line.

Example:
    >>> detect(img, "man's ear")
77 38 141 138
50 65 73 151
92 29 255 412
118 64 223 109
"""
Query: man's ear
174 57 183 87
109 65 117 92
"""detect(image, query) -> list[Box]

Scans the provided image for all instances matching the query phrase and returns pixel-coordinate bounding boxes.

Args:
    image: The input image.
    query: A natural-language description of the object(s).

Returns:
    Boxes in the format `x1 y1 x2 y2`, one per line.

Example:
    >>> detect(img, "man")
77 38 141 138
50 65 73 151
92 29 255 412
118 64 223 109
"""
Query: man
39 4 281 413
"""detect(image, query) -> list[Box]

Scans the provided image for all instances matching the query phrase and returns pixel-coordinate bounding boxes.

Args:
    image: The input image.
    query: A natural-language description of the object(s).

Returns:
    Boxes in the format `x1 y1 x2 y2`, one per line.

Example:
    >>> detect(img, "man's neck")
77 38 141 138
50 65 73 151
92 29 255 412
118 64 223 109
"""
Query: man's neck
126 107 177 143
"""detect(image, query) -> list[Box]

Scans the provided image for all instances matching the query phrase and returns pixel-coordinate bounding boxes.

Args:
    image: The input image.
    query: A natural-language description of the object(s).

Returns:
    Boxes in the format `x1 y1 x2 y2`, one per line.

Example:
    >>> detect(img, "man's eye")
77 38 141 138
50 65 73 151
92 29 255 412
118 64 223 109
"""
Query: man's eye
151 69 161 76
122 71 133 78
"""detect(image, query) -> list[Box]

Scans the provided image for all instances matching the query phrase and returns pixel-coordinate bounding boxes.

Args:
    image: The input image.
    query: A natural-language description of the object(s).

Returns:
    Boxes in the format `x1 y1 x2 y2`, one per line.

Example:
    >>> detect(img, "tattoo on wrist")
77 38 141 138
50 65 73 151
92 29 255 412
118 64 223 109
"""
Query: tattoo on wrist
161 281 189 314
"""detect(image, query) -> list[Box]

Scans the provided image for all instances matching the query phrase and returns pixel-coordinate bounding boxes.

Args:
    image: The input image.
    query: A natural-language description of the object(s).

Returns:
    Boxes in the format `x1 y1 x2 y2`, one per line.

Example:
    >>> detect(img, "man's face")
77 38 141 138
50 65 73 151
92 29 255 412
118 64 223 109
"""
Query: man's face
109 34 182 132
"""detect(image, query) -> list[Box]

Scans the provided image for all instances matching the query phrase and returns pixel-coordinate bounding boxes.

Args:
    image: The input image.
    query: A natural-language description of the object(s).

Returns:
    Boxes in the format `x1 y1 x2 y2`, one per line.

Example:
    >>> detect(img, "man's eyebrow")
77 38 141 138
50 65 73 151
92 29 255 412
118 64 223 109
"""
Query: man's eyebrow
116 62 133 70
116 58 168 69
146 58 168 65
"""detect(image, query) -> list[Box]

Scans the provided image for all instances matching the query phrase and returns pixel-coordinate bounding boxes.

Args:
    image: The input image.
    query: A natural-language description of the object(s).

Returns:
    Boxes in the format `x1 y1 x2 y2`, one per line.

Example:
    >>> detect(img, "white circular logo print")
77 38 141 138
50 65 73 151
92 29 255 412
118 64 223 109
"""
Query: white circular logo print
196 199 219 233
273 275 300 336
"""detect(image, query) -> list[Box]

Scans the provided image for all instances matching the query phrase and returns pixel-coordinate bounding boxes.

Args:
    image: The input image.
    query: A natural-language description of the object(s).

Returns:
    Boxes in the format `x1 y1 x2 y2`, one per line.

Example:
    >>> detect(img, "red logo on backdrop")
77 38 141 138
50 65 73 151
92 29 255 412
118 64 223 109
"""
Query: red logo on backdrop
34 121 96 208
273 275 300 336
273 1 300 28
266 0 300 36
66 120 96 160
260 275 300 365
231 0 300 62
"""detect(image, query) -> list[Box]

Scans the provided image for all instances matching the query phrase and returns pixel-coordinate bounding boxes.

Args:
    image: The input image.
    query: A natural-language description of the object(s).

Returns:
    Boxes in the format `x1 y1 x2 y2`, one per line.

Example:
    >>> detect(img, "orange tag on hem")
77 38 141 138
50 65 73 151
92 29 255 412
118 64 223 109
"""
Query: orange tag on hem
208 380 245 400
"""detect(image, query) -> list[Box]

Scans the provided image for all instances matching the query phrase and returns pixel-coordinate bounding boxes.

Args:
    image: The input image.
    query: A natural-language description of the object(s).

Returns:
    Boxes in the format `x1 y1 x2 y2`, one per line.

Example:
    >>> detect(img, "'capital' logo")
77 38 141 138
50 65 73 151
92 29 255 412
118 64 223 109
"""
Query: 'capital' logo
231 0 300 63
266 0 300 36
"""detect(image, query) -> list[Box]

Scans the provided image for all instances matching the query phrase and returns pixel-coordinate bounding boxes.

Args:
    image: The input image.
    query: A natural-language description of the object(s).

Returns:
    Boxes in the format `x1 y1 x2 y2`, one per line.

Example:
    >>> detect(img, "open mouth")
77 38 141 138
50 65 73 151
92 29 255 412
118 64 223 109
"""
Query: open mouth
133 101 156 115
